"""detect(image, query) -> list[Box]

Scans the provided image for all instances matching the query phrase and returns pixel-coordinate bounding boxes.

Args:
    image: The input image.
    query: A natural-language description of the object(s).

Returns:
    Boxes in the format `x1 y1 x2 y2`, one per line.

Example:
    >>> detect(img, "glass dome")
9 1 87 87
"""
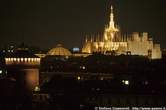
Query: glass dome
47 44 72 56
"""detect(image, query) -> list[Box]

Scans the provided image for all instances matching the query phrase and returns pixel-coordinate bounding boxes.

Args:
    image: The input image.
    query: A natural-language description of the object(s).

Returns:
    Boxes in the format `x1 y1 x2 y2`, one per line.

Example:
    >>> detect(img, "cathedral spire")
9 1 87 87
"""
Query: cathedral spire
109 5 115 29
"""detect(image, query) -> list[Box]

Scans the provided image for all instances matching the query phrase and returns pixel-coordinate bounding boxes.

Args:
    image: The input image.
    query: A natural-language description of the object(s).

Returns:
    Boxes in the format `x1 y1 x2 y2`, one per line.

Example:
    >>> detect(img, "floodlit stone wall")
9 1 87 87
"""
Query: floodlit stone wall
127 32 161 59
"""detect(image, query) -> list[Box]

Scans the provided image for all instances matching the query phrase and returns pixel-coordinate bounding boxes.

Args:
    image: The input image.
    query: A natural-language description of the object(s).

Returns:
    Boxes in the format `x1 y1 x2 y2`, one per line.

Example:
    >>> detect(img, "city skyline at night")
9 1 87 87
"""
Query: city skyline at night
0 0 166 49
1 1 166 109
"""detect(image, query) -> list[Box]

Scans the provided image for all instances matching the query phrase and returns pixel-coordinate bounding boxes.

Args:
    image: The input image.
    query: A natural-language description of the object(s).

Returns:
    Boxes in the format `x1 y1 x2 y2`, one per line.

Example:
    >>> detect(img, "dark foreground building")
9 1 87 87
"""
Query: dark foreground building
38 54 166 110
1 50 166 110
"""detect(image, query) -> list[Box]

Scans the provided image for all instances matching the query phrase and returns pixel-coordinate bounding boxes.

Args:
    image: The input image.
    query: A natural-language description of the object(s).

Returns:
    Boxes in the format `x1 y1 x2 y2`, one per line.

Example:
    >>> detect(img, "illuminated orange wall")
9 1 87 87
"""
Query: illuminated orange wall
23 69 39 90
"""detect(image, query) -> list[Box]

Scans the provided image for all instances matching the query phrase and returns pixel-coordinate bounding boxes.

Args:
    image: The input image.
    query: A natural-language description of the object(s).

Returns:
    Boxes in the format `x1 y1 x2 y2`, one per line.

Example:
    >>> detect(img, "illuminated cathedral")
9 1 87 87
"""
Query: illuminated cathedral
82 6 162 59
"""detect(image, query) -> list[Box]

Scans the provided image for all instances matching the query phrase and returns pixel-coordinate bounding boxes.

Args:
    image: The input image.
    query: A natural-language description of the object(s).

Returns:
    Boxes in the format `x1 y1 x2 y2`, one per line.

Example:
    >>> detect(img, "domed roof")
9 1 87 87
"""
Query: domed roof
47 44 72 56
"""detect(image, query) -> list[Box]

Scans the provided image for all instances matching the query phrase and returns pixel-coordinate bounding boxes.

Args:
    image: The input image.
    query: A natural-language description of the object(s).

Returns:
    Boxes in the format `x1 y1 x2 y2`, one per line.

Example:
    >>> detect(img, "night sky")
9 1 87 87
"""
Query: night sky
0 0 166 49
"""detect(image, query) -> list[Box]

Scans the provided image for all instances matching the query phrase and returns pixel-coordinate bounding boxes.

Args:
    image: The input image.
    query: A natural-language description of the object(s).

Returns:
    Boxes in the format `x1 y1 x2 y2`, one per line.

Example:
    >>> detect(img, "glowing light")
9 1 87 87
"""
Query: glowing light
100 77 104 80
14 58 17 61
77 76 81 80
28 58 31 62
37 58 40 62
25 58 27 62
82 66 85 70
21 58 24 62
73 47 80 52
80 66 86 70
17 58 20 62
11 58 13 61
5 58 8 61
122 80 130 85
34 86 40 92
31 58 34 62
0 70 2 74
122 80 129 85
125 80 129 85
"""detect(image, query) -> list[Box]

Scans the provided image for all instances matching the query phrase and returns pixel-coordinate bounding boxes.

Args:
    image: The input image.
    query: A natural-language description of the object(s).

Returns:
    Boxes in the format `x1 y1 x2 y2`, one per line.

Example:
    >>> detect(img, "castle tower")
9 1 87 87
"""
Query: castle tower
5 46 40 91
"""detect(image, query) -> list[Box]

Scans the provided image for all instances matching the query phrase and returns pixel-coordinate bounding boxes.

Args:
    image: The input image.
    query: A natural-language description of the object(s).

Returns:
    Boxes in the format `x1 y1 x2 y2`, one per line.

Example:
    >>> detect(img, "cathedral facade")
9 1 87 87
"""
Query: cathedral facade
82 6 161 59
